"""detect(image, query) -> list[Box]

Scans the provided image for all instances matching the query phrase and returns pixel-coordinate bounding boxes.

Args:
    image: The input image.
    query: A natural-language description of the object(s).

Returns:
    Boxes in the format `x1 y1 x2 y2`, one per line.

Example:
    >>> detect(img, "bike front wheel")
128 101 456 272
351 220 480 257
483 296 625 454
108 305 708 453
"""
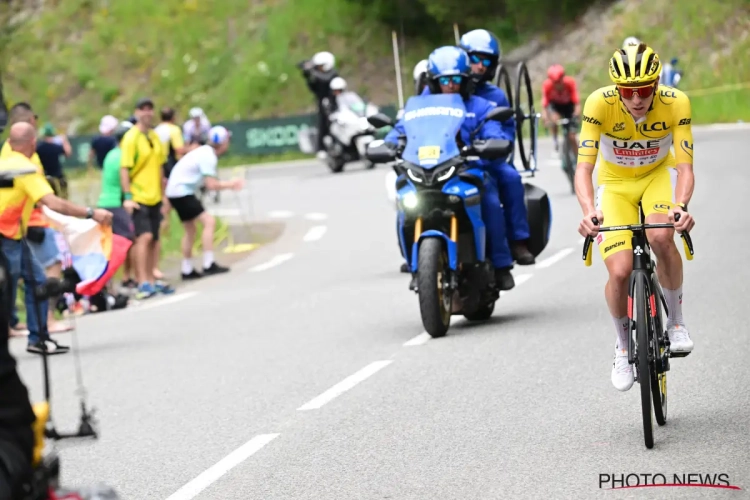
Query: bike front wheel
650 274 668 426
634 276 654 449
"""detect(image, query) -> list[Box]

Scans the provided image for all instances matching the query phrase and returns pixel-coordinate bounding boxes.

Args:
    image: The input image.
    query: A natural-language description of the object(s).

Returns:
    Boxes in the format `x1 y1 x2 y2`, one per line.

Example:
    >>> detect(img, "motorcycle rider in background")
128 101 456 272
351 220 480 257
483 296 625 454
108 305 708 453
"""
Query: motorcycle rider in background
458 29 535 265
384 46 517 290
297 51 339 160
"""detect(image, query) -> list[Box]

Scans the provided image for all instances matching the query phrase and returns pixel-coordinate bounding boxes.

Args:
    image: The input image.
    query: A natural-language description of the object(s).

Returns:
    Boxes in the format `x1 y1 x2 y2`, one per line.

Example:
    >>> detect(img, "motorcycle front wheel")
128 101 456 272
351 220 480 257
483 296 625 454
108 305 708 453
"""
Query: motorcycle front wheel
417 238 452 338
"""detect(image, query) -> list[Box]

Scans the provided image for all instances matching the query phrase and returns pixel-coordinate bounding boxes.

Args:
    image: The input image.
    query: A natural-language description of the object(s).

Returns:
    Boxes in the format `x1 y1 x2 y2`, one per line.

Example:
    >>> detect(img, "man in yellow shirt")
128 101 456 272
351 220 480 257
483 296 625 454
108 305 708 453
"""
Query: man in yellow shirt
119 98 175 299
0 123 112 354
1 103 71 336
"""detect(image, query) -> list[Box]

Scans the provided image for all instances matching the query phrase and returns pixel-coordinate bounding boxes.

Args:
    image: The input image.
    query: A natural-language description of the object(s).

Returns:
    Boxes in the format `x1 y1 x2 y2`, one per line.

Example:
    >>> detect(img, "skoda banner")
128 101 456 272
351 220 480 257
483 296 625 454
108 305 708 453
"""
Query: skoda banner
57 105 398 168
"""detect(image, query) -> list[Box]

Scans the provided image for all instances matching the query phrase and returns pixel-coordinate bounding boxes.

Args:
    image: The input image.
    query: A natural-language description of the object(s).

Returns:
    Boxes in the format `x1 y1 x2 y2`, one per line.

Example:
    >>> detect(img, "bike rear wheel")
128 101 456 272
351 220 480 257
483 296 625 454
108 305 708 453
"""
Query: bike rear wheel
634 276 654 449
650 274 668 426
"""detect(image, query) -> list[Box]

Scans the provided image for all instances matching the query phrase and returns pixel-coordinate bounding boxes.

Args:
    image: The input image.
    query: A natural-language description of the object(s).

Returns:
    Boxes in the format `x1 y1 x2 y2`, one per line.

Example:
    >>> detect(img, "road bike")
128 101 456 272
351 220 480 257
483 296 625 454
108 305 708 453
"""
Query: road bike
582 207 694 449
557 117 578 194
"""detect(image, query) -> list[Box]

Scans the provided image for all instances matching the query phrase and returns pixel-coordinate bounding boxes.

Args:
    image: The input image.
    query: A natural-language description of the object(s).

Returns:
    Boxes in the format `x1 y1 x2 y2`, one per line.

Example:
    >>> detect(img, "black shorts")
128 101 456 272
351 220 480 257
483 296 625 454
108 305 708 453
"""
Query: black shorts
132 202 162 241
549 102 575 119
101 207 135 241
168 195 205 222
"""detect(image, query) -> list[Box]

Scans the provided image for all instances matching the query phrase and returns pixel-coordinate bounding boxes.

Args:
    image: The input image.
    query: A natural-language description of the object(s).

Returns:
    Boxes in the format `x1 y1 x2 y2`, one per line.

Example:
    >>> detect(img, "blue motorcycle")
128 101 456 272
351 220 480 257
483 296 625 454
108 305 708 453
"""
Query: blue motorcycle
366 93 515 338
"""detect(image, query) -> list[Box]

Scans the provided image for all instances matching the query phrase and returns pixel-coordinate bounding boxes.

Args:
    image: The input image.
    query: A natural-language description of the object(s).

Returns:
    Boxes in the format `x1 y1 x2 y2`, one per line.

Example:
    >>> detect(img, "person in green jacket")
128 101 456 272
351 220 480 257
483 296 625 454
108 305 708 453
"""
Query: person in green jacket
97 121 137 287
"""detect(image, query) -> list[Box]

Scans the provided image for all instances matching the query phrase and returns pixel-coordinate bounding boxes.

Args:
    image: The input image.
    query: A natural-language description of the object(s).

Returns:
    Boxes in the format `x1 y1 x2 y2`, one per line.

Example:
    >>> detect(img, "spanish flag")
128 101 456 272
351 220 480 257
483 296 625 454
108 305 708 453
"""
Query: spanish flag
41 206 131 296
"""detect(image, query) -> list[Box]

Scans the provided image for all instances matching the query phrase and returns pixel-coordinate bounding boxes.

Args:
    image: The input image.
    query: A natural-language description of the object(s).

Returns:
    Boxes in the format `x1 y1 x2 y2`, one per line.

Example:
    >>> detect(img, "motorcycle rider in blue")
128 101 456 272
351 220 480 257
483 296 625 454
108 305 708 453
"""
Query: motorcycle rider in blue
385 46 516 290
458 29 536 265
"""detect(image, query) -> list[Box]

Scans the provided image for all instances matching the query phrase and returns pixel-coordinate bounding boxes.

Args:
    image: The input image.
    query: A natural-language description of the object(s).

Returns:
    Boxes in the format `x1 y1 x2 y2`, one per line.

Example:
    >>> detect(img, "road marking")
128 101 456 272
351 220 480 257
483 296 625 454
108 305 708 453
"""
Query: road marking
303 225 327 242
403 332 430 346
298 360 393 410
268 210 294 218
164 433 280 500
304 212 328 221
500 273 533 297
248 253 294 272
137 292 199 311
535 247 574 269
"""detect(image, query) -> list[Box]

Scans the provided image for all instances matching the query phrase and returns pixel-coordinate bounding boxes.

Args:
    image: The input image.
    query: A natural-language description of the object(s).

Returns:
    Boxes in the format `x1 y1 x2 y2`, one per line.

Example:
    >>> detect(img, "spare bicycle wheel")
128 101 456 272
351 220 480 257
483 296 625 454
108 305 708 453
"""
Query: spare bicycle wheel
515 61 536 172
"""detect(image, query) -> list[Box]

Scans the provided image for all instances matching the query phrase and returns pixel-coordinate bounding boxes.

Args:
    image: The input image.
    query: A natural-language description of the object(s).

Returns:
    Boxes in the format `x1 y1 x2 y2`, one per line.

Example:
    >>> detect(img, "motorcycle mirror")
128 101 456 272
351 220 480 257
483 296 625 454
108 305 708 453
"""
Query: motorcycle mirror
367 113 394 128
485 106 514 123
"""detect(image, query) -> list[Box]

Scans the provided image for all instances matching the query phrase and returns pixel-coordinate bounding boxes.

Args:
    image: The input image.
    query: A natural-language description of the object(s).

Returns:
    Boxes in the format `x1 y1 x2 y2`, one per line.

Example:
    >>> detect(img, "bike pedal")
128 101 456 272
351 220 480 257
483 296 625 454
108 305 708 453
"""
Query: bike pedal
669 351 690 358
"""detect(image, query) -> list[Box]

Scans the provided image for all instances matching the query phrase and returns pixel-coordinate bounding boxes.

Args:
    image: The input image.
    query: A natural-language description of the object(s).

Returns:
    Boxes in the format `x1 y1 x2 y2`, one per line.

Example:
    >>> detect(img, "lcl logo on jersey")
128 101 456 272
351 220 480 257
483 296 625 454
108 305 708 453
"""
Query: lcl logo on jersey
639 121 670 133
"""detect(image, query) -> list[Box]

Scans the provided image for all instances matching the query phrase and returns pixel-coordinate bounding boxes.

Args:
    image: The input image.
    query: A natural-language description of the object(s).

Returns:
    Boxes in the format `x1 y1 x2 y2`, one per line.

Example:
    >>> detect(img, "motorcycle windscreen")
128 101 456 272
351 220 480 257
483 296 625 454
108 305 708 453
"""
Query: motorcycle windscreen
401 93 465 170
337 92 367 116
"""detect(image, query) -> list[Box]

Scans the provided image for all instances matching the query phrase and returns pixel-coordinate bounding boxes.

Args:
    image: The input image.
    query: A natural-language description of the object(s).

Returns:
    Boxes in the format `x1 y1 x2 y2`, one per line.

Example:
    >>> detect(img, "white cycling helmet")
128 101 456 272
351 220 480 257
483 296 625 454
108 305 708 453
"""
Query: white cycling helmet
622 36 641 49
330 77 347 91
189 107 204 119
312 51 335 72
413 59 428 82
208 125 229 146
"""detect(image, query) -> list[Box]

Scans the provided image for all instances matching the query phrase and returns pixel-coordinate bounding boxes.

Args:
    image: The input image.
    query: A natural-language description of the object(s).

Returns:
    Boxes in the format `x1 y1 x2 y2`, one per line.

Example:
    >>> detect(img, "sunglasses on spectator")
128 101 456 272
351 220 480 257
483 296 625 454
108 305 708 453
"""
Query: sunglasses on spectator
617 84 656 99
438 75 463 86
469 54 493 67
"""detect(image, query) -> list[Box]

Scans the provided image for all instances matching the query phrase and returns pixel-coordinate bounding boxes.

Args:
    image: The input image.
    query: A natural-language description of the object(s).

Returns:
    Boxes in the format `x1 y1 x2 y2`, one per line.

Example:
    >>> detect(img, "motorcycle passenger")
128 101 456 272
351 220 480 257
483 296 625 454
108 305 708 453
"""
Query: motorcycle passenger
325 76 348 114
384 46 516 290
298 51 339 160
459 29 536 265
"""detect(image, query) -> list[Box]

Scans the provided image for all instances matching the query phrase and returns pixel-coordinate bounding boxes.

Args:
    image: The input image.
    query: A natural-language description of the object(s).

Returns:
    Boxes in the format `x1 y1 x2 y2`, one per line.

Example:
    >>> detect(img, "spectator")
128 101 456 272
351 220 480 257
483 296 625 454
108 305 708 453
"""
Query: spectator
119 97 175 299
660 57 682 88
0 122 113 354
89 115 119 169
97 121 137 288
154 107 192 282
165 126 242 279
182 107 211 146
36 123 71 198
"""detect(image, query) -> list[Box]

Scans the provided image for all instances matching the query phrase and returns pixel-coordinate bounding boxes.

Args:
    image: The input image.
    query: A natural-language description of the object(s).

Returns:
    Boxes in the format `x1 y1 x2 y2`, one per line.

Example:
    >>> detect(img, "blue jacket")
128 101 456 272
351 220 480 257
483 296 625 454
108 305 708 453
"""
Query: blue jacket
473 82 516 142
384 94 509 168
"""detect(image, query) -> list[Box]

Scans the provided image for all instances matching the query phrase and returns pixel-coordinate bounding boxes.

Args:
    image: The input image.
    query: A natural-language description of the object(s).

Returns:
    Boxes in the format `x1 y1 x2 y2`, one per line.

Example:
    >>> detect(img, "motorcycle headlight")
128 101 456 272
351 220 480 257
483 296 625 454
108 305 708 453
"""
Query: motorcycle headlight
407 168 424 183
402 192 418 209
436 165 456 182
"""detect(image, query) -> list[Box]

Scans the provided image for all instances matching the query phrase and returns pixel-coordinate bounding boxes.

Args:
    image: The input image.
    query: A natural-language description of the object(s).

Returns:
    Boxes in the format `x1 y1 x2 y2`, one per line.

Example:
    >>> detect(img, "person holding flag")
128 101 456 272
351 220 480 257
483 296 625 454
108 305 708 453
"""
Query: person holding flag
0 122 114 354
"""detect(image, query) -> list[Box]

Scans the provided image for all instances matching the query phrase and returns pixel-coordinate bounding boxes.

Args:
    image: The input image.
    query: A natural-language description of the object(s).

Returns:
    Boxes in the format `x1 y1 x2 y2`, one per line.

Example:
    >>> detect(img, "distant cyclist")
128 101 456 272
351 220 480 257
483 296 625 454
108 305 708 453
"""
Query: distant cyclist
575 43 696 392
541 64 581 154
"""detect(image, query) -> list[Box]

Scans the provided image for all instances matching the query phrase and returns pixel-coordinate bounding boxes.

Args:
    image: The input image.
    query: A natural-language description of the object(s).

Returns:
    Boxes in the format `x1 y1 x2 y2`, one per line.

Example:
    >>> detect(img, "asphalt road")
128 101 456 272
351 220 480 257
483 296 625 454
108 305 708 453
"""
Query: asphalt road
11 126 750 499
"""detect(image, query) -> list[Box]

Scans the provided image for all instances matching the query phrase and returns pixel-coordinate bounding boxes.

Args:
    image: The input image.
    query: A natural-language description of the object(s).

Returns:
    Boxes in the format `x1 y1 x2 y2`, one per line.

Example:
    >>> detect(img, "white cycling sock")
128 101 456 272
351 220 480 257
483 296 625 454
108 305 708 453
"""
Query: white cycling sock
613 315 629 351
663 286 684 328
203 251 214 269
181 259 193 274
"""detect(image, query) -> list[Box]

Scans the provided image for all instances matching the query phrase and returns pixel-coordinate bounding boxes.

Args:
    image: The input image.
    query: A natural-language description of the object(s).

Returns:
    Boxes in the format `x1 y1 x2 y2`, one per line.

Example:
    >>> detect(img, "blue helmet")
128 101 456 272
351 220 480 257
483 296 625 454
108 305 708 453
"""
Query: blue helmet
459 29 502 83
425 46 474 98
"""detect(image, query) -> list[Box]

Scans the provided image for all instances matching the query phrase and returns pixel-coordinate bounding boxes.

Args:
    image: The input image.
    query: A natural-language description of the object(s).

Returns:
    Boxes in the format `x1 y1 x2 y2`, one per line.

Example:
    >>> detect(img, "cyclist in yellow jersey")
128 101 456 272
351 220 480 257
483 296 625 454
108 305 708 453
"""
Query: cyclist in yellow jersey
574 43 696 392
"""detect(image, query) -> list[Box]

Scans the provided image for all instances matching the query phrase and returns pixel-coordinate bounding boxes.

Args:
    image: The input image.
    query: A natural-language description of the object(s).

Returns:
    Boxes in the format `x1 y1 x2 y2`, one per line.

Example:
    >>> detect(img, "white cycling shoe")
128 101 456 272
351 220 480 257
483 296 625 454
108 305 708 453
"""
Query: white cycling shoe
668 324 694 353
611 348 634 392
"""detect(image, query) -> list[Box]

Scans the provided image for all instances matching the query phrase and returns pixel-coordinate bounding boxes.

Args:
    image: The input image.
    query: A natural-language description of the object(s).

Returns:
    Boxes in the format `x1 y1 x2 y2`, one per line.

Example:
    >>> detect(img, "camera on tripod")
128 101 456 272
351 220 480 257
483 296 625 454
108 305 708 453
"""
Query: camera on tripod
33 267 79 301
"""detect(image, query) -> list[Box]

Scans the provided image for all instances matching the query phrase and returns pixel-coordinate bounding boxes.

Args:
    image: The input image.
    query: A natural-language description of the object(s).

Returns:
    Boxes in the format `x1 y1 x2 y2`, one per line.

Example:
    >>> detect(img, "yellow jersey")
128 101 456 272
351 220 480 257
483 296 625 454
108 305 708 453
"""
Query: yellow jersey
0 151 54 240
0 141 50 228
120 126 166 205
577 84 694 178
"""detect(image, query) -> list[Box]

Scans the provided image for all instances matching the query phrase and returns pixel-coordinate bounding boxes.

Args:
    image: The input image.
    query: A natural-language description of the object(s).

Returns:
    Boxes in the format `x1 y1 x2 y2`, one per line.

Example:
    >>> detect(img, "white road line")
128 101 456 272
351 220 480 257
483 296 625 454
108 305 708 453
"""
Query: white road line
303 225 327 242
267 210 294 218
298 360 393 411
535 247 574 269
403 332 430 346
164 433 280 500
248 253 294 272
500 273 534 296
304 212 328 221
137 292 199 311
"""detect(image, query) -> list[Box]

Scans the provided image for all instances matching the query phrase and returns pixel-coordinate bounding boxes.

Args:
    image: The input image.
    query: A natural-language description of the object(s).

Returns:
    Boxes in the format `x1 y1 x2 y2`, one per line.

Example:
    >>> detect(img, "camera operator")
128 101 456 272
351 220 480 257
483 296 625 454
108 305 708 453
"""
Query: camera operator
0 123 113 355
297 51 338 159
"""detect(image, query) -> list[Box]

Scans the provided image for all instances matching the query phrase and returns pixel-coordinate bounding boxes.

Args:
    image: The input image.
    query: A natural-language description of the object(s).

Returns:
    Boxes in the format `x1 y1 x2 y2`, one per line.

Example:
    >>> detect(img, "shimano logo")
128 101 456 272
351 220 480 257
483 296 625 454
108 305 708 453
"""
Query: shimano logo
404 107 464 121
